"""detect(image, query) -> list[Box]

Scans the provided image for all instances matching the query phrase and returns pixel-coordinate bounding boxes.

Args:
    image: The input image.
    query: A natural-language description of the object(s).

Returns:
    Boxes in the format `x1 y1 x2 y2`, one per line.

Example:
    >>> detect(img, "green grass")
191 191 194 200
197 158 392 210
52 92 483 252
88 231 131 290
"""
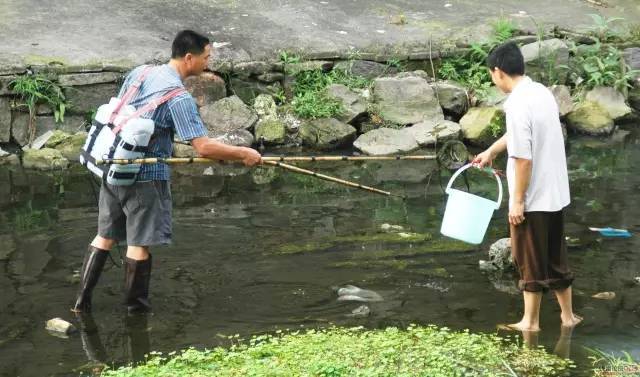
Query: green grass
102 325 574 377
291 68 372 119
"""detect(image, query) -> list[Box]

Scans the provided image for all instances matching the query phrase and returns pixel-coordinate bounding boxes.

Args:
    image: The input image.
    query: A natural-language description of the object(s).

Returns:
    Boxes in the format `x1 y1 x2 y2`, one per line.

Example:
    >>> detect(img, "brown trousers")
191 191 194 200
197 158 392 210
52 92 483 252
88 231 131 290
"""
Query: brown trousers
510 210 574 292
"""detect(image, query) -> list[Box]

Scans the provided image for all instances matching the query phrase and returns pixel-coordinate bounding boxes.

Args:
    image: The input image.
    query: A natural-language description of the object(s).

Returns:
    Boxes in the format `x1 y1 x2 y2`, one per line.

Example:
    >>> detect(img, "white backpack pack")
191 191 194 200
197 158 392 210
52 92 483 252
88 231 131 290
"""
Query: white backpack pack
79 66 184 185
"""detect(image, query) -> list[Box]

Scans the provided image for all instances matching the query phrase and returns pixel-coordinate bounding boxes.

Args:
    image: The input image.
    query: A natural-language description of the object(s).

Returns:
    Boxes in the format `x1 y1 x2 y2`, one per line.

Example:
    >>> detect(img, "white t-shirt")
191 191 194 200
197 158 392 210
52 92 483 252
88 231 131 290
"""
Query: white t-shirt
503 76 570 212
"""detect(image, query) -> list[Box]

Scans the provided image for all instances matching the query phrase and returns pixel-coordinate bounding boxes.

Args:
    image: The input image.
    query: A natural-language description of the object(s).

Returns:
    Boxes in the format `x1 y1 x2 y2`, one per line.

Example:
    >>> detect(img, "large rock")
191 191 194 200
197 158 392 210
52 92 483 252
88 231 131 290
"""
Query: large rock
433 81 469 117
200 95 258 136
253 94 278 118
0 97 11 142
585 86 632 121
353 128 419 155
373 76 444 125
184 72 226 107
520 39 569 84
478 86 507 107
255 118 286 144
487 238 514 271
208 43 251 73
333 60 396 79
229 77 282 105
11 113 86 147
233 61 272 78
327 84 367 124
622 47 640 71
459 107 505 147
404 120 461 146
214 129 254 147
566 101 614 135
299 118 356 150
549 85 573 117
54 131 87 161
64 83 120 114
22 148 69 170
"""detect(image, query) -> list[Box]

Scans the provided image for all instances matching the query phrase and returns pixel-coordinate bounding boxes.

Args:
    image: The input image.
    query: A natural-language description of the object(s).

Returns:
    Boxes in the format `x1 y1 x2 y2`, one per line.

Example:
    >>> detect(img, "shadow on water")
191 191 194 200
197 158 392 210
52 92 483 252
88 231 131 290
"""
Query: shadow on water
0 132 639 376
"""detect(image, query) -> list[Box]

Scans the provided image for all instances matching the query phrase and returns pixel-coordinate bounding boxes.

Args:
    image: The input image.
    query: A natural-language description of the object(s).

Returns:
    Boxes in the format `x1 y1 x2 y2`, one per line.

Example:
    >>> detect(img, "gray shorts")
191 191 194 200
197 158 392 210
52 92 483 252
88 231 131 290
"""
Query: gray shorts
98 180 172 246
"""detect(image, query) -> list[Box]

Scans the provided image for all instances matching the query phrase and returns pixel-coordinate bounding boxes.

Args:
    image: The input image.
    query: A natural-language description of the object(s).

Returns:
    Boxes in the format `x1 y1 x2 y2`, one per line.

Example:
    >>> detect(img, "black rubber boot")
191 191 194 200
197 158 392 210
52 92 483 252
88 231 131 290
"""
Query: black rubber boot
123 255 152 313
72 245 109 313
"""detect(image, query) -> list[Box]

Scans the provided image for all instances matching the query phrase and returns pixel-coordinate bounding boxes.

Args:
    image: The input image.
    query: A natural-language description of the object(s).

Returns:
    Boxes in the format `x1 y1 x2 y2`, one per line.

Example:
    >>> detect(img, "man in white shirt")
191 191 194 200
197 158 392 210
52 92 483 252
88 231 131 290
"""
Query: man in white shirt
473 42 581 331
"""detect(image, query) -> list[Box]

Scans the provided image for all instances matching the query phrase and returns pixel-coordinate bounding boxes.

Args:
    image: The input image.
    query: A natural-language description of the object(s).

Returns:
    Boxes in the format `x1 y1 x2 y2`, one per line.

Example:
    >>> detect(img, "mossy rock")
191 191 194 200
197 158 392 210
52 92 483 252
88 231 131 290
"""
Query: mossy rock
566 101 614 135
44 130 71 148
459 107 505 147
22 148 69 170
54 131 87 160
255 118 286 144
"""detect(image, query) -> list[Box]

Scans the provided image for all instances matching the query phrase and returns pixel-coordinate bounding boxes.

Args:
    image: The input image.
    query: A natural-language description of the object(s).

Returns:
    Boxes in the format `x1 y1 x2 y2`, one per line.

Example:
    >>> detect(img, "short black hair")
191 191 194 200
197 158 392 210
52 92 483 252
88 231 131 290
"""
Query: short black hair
171 30 210 59
486 42 525 76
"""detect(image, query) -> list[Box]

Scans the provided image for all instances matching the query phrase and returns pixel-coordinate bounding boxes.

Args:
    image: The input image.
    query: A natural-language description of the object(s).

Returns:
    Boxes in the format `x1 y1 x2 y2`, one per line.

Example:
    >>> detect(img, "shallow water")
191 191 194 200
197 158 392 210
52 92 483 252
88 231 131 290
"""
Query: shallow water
0 132 639 376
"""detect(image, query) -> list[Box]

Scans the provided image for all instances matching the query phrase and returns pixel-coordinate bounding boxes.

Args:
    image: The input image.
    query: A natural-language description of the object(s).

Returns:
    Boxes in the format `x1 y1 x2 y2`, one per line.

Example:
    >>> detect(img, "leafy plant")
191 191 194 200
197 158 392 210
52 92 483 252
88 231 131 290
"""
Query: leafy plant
568 41 640 93
279 50 301 65
588 348 639 377
9 74 67 145
438 17 516 101
103 325 573 377
587 13 624 42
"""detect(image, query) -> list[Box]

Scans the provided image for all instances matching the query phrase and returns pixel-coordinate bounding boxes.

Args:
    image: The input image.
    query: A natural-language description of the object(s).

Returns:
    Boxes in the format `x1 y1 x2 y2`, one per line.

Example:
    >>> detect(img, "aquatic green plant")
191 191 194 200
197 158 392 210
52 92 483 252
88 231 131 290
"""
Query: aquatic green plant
102 325 573 377
588 348 639 377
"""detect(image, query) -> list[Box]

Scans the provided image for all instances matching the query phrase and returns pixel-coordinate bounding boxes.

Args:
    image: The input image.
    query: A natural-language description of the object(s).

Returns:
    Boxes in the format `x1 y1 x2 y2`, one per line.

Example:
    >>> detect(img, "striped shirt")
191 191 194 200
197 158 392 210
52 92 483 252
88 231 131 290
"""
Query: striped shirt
117 64 208 181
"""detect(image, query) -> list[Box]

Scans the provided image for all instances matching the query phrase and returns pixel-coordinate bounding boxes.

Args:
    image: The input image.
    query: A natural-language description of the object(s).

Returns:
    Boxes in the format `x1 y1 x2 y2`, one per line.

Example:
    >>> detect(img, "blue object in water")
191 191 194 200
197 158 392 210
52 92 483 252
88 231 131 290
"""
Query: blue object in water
589 227 632 238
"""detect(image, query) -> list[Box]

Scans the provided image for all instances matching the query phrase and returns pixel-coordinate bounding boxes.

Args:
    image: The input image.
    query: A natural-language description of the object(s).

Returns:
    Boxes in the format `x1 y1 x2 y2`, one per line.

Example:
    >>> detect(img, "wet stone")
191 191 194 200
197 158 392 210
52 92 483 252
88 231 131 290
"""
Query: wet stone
45 318 77 336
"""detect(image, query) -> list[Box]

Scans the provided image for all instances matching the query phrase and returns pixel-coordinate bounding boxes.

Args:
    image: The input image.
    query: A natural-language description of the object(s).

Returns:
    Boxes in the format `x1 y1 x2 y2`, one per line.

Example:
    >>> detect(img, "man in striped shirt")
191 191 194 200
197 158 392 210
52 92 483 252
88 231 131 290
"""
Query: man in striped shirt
72 30 262 314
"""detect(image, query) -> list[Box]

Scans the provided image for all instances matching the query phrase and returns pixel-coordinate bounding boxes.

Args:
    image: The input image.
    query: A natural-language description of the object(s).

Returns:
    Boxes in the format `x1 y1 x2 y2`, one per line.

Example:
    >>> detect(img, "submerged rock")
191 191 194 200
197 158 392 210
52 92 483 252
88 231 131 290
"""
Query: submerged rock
337 285 383 302
592 291 616 300
45 318 76 336
347 305 371 318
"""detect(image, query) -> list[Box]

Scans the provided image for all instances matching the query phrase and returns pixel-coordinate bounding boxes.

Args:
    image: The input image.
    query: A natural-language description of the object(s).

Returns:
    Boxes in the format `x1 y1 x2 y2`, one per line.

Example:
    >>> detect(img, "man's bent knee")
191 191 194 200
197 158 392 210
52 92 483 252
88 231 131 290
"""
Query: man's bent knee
126 246 150 261
91 235 116 251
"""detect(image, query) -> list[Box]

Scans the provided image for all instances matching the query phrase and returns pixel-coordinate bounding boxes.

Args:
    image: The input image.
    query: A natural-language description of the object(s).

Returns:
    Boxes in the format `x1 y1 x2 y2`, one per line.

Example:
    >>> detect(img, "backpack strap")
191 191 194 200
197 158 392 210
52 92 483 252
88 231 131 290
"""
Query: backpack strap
109 65 154 124
112 88 185 134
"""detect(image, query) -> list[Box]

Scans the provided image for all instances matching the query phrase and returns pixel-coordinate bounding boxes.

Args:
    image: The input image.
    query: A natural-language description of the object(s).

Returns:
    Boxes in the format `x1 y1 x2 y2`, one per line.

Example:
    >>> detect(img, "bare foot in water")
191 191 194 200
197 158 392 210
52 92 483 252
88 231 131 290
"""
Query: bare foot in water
561 314 583 328
497 321 540 332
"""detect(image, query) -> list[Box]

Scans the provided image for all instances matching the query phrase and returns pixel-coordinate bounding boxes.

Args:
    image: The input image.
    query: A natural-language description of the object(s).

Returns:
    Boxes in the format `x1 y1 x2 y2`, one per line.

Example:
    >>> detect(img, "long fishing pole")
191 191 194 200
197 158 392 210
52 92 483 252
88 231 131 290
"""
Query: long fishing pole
96 155 436 165
95 157 406 199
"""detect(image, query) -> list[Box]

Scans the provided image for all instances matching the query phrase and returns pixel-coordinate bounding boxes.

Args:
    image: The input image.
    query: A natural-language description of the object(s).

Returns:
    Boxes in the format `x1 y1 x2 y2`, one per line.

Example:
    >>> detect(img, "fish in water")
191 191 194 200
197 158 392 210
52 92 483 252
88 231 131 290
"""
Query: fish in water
336 285 383 302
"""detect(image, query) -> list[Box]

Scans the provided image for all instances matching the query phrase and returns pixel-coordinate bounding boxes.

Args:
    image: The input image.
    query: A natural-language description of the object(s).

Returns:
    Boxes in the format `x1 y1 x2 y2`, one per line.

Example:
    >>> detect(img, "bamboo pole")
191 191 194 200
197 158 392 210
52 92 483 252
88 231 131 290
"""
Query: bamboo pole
262 160 405 198
94 157 406 198
95 155 436 165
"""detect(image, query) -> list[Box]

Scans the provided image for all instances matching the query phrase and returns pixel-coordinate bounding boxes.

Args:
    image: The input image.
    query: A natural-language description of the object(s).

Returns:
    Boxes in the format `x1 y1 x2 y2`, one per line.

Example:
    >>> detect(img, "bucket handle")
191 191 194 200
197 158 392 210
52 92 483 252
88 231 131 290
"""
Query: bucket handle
445 163 503 209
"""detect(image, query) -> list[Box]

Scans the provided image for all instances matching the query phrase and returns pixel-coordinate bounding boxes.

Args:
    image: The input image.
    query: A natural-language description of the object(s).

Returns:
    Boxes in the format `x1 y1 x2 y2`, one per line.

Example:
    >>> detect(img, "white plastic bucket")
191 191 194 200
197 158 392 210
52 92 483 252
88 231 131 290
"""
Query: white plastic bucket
440 163 503 244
